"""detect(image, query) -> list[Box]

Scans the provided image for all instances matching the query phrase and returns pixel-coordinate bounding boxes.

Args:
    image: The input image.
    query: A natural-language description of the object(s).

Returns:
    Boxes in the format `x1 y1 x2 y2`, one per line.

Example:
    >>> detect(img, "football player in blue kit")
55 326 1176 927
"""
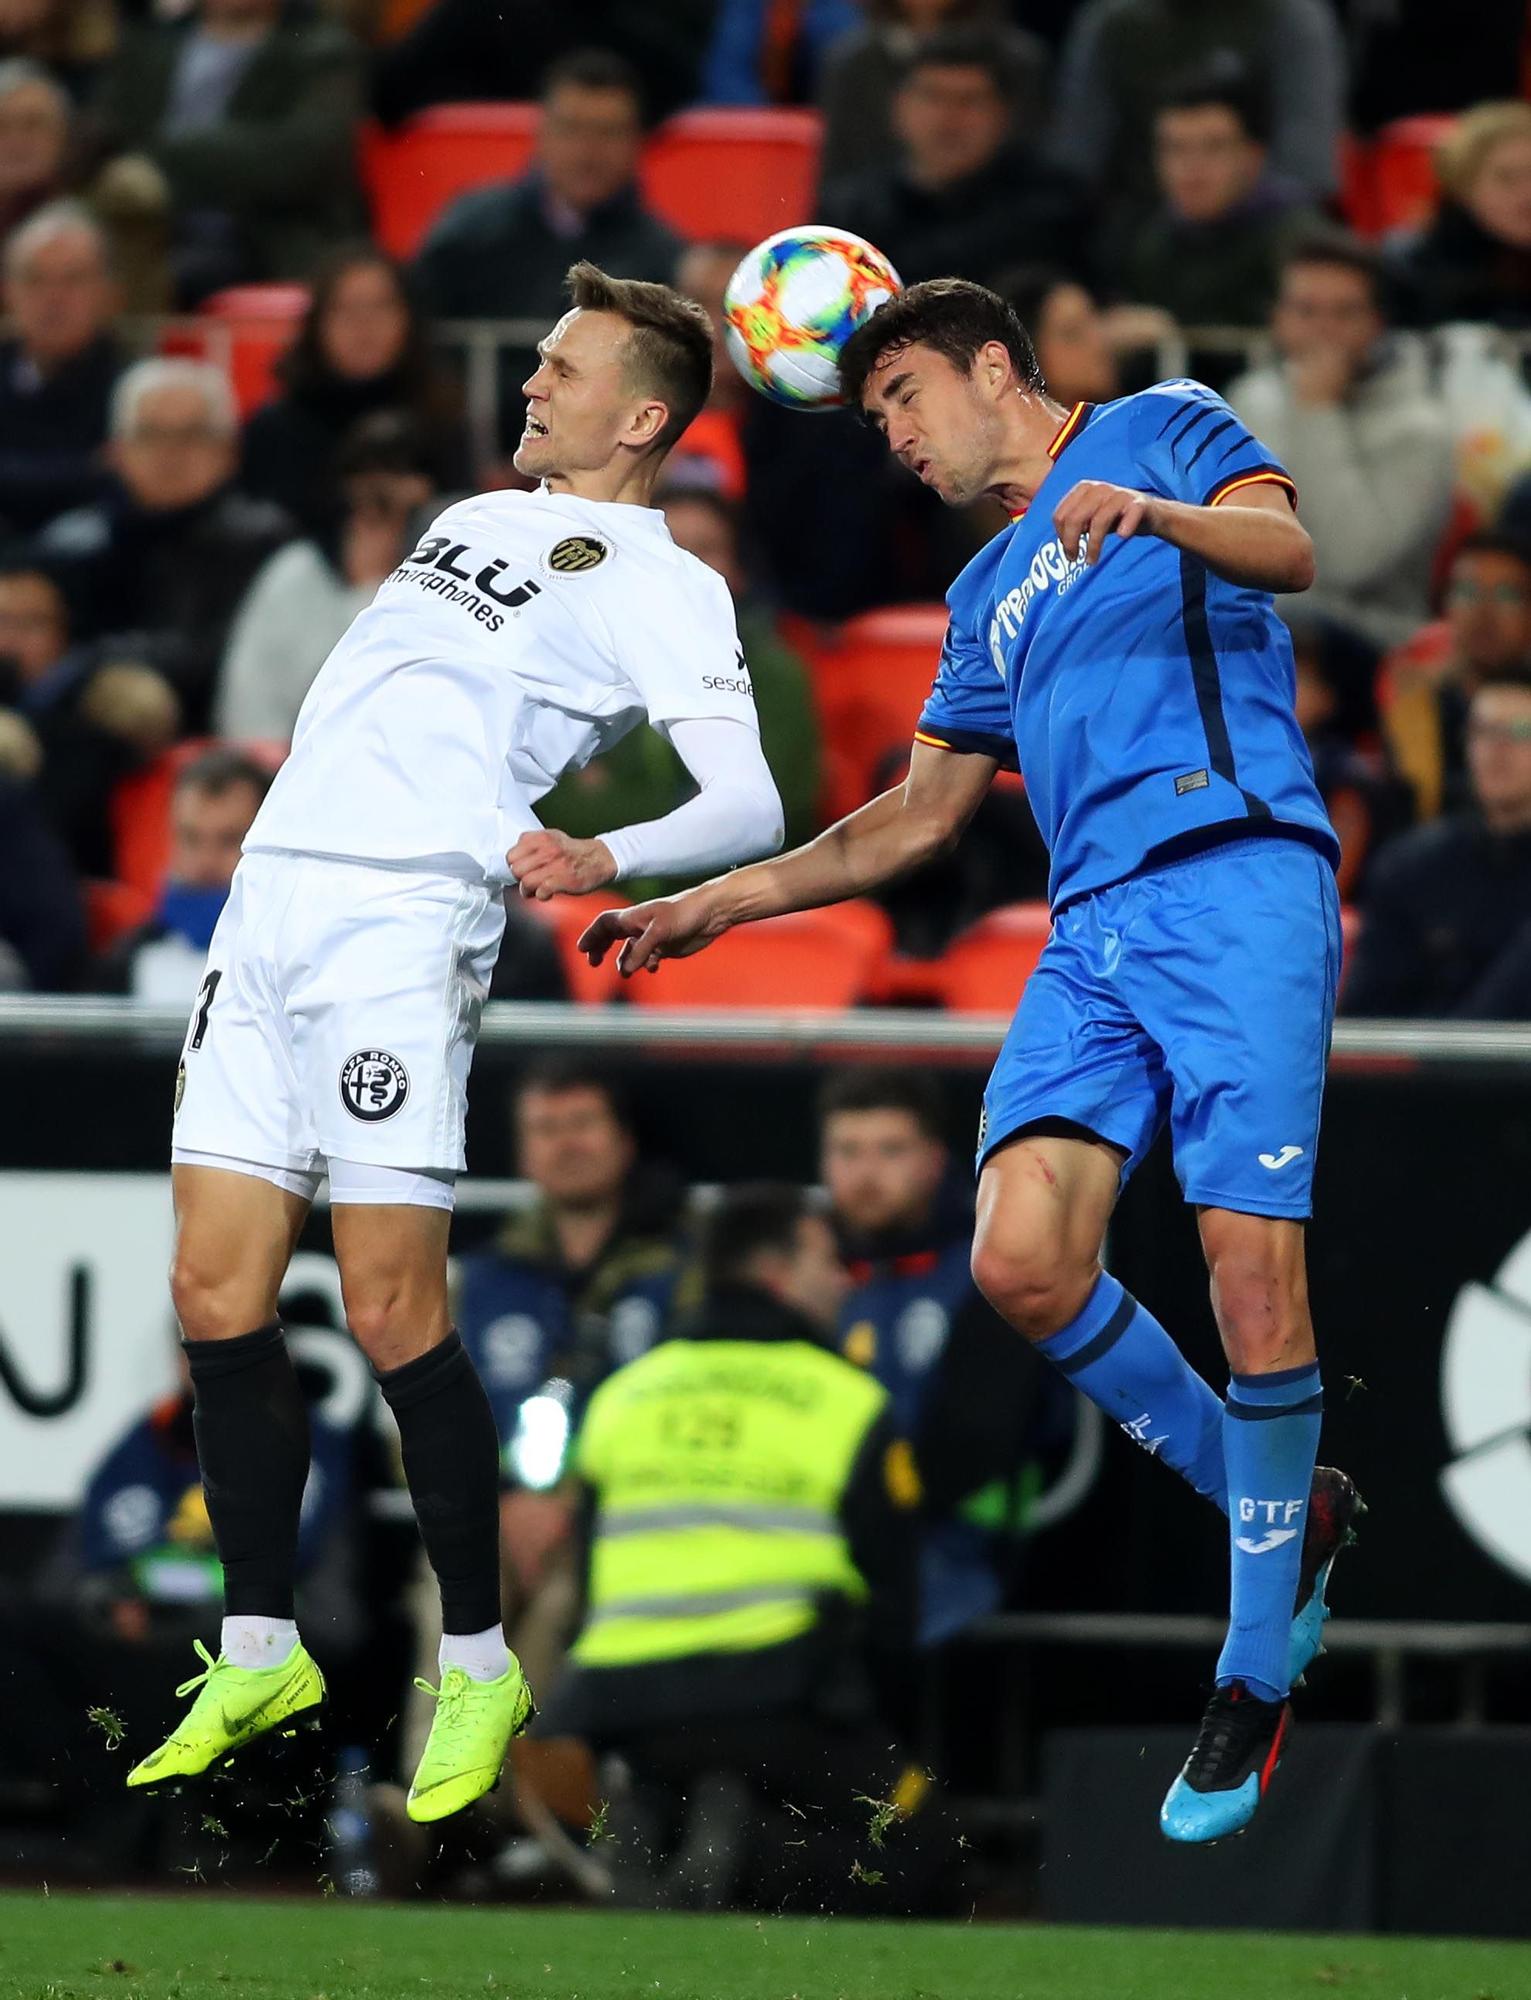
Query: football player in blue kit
580 277 1364 1845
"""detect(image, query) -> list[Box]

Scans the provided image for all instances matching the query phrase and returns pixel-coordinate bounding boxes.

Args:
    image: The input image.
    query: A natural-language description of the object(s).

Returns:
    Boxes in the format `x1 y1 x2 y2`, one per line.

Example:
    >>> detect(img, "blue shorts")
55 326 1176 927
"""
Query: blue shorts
978 837 1342 1220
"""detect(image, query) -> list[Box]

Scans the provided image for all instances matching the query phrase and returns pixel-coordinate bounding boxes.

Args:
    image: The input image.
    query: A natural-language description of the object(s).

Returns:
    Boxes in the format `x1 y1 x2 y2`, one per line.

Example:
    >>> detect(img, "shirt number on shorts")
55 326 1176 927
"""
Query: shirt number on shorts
189 968 222 1051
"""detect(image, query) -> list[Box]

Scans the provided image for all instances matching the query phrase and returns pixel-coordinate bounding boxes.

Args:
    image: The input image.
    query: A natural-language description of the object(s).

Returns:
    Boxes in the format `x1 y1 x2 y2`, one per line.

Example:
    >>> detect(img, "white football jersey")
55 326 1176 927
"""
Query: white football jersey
244 485 758 884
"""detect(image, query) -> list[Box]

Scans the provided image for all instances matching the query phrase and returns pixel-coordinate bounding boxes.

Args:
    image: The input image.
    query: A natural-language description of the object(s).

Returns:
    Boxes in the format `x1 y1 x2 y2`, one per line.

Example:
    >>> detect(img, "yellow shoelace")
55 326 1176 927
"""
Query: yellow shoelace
174 1639 221 1700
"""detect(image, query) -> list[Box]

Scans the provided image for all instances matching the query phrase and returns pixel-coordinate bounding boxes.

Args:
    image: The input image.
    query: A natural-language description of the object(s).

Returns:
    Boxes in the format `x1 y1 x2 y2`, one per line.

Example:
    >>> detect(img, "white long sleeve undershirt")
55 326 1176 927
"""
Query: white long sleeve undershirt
598 716 784 883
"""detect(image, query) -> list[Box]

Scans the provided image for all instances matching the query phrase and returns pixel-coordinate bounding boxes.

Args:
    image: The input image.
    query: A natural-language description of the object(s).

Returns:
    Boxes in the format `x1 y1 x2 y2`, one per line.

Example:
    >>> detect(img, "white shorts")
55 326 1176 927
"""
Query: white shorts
171 850 505 1202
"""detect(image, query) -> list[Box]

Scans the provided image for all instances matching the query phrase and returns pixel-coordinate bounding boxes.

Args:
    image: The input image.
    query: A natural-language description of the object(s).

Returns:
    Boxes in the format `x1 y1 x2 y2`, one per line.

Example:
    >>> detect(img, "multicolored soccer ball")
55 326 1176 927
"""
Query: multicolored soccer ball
722 227 902 411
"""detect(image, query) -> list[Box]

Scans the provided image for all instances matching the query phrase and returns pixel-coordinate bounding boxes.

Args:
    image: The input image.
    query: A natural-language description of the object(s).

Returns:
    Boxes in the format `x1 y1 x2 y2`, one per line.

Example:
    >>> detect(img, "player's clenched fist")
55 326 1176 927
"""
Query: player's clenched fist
1053 480 1161 564
507 828 617 899
578 894 719 976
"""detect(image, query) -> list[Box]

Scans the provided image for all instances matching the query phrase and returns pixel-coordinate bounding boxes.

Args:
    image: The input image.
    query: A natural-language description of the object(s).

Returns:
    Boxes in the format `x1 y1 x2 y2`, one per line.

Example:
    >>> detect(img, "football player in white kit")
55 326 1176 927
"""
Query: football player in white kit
124 264 785 1822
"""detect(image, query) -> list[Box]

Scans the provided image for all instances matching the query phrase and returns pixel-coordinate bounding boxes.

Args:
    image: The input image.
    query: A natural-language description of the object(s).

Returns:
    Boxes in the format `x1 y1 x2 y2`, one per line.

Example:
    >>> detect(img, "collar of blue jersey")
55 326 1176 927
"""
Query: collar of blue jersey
1046 401 1095 463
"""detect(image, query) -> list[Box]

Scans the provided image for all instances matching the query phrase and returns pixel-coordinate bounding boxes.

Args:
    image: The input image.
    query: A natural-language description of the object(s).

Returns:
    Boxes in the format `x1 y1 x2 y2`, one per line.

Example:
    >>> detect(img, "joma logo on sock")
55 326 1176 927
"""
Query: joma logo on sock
1235 1496 1304 1555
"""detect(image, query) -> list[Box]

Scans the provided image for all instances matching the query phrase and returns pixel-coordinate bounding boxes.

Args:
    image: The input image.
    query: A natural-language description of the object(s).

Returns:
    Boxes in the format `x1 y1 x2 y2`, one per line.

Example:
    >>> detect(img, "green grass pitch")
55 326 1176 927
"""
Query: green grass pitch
0 1895 1526 2000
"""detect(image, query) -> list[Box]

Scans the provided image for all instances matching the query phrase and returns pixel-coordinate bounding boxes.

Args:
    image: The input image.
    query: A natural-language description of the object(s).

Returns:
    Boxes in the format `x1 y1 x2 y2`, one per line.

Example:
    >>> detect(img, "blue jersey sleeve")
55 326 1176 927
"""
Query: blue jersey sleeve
1131 381 1297 512
916 608 1018 770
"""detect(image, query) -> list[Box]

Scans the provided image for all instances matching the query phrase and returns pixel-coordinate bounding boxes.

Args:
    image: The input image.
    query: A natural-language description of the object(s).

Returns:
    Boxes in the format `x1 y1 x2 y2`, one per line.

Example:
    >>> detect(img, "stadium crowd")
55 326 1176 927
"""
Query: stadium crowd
3 2 1531 1014
7 0 1531 1911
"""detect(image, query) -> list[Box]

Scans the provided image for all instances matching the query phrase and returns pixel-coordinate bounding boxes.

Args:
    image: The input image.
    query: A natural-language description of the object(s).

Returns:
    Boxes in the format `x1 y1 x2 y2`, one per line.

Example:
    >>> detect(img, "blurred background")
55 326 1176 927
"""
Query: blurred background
1 0 1530 1941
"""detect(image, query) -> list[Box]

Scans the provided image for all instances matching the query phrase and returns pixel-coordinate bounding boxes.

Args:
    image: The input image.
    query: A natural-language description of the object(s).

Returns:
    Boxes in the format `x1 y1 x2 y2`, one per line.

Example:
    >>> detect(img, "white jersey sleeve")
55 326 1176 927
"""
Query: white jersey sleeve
599 716 783 882
611 551 761 731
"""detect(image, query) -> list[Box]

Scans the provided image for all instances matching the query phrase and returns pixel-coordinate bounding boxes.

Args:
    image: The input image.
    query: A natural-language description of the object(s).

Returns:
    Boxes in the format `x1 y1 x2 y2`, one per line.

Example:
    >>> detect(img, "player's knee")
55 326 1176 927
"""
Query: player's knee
169 1251 252 1341
971 1238 1093 1341
342 1284 445 1370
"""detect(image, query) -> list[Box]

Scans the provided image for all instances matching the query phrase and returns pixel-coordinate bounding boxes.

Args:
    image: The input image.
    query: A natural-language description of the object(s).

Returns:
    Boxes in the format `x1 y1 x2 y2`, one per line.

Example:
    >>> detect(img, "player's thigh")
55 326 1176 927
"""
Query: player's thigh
170 1163 311 1339
1198 1207 1316 1373
978 897 1169 1195
171 857 323 1177
972 1126 1124 1336
293 864 504 1175
1127 838 1342 1222
329 1196 452 1370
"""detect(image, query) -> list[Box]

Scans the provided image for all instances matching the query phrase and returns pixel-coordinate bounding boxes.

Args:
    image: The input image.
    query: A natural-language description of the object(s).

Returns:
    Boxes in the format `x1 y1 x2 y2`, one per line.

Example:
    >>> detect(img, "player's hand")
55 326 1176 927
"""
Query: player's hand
578 892 722 976
1053 480 1162 564
507 829 617 899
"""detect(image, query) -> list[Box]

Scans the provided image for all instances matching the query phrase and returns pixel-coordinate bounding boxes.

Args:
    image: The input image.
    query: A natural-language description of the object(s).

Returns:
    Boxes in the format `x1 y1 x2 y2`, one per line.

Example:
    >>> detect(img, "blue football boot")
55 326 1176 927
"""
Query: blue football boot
1160 1682 1292 1845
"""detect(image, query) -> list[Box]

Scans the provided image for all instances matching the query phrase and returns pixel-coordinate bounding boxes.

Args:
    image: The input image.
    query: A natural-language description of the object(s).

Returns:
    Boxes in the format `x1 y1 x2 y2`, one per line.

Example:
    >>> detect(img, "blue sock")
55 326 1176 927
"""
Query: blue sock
1036 1273 1227 1508
1217 1363 1324 1702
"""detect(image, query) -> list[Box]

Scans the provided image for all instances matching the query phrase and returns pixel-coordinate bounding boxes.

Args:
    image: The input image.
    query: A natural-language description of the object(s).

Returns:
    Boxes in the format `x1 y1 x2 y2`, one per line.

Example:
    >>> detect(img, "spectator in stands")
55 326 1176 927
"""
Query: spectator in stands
534 1183 948 1915
0 0 116 100
817 0 1047 189
540 483 821 876
1392 102 1531 335
370 3 710 129
218 412 436 743
997 266 1120 408
1048 0 1343 208
1227 236 1455 652
822 28 1083 291
33 357 292 730
414 48 681 448
99 745 268 1000
452 1061 691 1704
821 1068 1062 1646
1287 615 1409 900
0 561 178 875
1108 72 1321 346
669 239 750 502
1382 530 1531 825
0 202 121 538
89 0 364 302
240 245 467 538
1344 669 1531 1019
0 57 70 241
0 765 85 989
699 0 858 107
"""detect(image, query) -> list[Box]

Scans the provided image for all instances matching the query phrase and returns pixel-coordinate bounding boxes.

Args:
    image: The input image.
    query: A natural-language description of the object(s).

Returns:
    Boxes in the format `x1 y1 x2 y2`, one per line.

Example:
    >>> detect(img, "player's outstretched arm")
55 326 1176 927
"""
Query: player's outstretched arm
1053 478 1315 594
579 739 999 977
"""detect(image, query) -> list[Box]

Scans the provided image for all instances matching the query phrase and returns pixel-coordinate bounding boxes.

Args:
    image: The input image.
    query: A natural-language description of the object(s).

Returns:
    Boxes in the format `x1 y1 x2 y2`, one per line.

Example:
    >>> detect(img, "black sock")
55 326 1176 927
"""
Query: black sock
184 1321 310 1620
375 1331 503 1636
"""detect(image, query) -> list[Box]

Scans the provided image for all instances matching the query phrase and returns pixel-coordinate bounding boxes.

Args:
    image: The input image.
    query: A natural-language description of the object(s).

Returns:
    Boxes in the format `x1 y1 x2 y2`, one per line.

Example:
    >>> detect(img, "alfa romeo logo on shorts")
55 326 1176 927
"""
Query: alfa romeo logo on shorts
339 1049 409 1122
545 535 608 575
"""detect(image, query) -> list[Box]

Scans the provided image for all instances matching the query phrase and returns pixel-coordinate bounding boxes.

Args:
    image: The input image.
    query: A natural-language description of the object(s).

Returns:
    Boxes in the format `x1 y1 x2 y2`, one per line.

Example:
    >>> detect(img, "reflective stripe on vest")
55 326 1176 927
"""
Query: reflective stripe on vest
571 1337 888 1670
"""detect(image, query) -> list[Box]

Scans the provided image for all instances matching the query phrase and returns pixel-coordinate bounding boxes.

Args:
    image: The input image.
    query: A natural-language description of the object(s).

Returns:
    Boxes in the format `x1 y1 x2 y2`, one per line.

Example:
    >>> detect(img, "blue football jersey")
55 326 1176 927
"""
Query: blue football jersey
917 382 1339 912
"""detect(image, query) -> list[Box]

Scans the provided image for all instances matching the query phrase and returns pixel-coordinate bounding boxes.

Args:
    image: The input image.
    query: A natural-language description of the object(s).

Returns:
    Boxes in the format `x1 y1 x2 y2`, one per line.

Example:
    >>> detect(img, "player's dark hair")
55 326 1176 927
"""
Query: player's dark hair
175 746 272 803
899 24 1017 98
817 1066 948 1144
1279 230 1387 311
541 46 645 118
703 1182 817 1293
1156 63 1271 148
566 260 714 452
514 1056 635 1131
839 275 1043 408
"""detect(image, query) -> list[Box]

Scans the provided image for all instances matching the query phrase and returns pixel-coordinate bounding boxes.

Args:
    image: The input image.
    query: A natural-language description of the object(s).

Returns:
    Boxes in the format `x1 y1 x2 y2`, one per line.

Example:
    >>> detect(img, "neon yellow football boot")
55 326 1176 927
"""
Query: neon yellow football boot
406 1660 534 1823
125 1639 326 1789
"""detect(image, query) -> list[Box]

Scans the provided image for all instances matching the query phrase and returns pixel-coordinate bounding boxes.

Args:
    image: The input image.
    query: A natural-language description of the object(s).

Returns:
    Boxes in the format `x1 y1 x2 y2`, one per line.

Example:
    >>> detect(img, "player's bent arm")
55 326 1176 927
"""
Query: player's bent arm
581 739 998 973
508 717 783 899
1054 478 1315 594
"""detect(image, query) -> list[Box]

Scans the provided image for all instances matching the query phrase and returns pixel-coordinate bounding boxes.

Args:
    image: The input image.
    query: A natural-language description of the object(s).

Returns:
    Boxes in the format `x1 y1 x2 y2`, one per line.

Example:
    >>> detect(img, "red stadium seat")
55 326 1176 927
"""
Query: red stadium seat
110 738 288 900
807 605 947 821
640 108 822 245
520 890 631 1005
1369 114 1458 235
627 901 892 1009
934 903 1051 1014
174 285 310 417
359 106 540 260
84 877 155 955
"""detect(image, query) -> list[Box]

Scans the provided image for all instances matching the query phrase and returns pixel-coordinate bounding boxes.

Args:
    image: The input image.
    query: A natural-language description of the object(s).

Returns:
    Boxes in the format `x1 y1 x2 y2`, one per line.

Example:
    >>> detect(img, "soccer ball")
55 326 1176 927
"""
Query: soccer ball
722 227 902 411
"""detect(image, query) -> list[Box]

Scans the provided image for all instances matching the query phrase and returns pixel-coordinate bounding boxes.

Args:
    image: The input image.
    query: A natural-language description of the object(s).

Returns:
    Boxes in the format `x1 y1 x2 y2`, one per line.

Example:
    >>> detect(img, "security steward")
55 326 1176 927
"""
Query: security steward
531 1183 949 1913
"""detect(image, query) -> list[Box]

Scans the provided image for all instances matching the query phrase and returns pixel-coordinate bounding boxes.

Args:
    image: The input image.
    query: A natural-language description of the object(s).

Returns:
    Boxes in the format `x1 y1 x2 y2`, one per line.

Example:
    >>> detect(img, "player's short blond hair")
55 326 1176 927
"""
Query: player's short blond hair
1437 102 1531 205
565 260 713 452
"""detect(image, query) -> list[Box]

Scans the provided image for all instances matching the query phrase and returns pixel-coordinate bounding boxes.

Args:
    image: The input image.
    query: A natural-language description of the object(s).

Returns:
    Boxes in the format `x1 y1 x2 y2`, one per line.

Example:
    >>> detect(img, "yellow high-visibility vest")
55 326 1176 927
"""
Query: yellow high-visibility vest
570 1337 889 1670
